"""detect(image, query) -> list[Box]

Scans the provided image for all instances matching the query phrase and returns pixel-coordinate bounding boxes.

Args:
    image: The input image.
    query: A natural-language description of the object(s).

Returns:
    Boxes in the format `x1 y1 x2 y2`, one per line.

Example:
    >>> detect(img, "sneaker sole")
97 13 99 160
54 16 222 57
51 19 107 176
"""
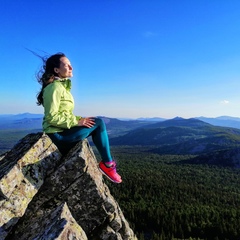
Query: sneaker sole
98 167 122 184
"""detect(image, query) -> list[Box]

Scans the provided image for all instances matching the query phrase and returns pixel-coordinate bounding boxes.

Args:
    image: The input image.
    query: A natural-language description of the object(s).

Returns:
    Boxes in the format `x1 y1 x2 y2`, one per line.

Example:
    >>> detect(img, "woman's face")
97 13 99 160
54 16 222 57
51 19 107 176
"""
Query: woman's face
55 57 73 78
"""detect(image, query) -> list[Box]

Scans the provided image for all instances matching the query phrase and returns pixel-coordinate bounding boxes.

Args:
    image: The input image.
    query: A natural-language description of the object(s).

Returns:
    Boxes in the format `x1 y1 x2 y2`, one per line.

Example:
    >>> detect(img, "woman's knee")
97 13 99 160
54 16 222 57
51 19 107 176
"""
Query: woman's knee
94 118 106 129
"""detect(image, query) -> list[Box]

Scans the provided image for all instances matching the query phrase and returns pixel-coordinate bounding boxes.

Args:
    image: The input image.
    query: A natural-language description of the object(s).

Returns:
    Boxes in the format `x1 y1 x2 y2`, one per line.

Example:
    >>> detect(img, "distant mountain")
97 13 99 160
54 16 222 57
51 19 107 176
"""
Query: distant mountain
141 117 211 129
196 116 240 129
110 118 240 167
136 117 166 122
0 113 43 130
216 116 240 121
0 112 43 120
135 115 240 129
2 113 240 130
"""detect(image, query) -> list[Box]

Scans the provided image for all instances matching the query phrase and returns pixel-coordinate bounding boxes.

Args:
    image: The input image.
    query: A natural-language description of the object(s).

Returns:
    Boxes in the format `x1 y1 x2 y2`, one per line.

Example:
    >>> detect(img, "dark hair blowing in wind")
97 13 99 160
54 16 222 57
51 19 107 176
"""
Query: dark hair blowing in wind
35 52 66 105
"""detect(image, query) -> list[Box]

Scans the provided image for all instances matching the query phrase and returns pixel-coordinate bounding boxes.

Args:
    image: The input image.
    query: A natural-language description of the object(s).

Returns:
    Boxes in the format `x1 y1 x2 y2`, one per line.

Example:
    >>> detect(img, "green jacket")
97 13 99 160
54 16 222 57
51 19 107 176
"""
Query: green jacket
42 79 81 133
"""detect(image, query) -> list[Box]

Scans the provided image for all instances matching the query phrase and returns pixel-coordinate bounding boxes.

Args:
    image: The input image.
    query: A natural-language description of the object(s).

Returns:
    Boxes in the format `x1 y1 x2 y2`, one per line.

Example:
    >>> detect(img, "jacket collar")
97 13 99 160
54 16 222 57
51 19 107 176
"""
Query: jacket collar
54 77 72 90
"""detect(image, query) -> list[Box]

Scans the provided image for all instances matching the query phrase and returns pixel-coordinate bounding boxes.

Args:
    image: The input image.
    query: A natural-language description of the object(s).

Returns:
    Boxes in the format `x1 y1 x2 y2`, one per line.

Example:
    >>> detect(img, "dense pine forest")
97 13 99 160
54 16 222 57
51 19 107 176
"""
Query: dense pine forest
94 146 240 240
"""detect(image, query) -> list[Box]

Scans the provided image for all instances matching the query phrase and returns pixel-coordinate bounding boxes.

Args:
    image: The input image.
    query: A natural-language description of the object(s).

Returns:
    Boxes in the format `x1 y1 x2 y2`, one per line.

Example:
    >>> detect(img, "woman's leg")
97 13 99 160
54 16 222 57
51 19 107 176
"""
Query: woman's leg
90 118 112 163
48 118 121 183
48 118 112 162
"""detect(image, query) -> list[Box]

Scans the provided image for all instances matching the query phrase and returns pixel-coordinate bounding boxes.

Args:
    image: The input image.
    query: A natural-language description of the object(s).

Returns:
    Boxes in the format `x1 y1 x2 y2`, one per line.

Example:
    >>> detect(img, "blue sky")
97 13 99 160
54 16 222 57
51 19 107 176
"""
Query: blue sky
1 0 240 119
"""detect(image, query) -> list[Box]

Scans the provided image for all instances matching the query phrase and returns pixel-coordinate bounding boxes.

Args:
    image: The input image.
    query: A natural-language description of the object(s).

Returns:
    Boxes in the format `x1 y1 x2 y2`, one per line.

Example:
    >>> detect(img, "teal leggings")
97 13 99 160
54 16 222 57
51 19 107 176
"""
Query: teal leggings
47 118 112 162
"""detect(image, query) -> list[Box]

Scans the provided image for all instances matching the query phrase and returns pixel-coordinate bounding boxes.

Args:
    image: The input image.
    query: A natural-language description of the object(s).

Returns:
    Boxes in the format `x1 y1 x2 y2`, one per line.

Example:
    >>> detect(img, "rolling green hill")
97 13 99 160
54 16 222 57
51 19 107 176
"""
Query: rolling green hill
109 118 240 167
110 118 240 148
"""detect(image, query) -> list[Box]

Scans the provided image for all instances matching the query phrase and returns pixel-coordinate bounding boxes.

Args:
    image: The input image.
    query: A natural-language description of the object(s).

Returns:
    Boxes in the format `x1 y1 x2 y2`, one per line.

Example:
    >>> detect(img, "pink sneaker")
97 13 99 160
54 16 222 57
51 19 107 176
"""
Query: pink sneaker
99 161 122 183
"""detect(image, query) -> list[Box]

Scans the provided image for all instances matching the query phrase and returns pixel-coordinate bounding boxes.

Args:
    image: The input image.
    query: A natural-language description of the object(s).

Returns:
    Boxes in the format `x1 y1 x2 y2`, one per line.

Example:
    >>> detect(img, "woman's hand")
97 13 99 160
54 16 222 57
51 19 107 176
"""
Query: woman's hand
78 117 95 128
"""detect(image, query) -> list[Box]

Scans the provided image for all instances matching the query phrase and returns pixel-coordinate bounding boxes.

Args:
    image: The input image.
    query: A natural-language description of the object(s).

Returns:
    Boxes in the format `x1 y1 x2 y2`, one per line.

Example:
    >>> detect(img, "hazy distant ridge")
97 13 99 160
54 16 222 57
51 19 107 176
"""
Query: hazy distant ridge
1 113 240 130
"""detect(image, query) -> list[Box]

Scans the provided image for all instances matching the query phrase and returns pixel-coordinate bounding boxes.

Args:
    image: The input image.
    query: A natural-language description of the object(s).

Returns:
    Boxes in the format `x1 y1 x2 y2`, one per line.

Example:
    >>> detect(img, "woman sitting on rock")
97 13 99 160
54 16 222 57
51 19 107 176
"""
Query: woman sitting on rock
36 52 122 184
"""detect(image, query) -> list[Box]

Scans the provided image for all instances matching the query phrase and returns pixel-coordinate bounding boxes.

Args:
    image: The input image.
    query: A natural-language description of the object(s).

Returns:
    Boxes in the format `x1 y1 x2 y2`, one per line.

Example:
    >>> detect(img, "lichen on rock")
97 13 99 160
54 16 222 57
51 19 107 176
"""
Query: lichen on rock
0 133 137 240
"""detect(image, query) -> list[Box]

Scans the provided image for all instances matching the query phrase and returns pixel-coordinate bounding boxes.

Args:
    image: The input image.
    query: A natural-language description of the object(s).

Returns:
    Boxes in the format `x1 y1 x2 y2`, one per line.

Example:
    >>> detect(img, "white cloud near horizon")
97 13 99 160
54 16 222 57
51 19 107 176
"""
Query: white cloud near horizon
220 100 230 104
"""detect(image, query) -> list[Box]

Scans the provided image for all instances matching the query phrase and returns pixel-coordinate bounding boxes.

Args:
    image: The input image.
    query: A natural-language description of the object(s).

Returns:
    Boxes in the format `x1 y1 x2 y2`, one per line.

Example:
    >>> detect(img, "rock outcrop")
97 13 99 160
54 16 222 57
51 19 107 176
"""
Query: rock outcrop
0 133 137 240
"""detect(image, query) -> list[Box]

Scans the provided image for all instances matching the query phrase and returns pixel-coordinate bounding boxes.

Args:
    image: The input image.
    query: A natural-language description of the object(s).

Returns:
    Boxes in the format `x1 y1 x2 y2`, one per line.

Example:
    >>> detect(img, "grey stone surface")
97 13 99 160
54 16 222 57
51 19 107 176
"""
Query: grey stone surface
0 133 137 240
